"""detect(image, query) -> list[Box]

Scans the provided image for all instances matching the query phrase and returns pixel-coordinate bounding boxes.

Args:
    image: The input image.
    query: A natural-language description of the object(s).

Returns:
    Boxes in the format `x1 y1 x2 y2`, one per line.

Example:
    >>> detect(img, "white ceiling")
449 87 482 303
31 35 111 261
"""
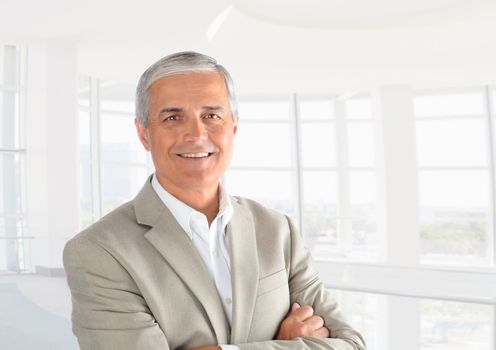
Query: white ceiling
0 0 495 93
235 0 483 29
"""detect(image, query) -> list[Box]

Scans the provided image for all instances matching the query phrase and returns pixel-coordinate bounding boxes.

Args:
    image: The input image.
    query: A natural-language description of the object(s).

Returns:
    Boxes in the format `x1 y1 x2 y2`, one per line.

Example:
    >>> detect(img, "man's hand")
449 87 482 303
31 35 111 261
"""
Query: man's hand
276 303 330 340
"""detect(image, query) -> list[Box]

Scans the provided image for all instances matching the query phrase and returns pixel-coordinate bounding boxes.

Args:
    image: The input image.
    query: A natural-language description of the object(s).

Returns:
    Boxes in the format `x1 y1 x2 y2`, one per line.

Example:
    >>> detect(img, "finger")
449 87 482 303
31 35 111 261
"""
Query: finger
291 303 301 312
304 315 324 330
313 326 330 338
291 304 314 321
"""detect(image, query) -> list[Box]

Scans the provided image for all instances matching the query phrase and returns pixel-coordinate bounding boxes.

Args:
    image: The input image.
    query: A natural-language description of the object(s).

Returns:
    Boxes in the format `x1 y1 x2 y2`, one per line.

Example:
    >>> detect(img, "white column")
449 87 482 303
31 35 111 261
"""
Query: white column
334 101 352 256
372 85 420 350
372 85 419 265
386 296 420 350
25 40 79 274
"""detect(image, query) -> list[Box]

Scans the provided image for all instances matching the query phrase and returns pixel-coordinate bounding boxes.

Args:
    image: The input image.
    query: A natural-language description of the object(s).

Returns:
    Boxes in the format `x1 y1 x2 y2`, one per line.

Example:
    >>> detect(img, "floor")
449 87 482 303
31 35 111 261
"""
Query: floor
0 274 79 350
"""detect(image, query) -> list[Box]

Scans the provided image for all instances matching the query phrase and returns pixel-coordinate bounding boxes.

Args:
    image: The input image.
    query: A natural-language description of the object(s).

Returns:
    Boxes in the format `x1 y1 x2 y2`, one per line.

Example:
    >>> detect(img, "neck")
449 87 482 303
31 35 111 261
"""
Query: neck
156 175 220 226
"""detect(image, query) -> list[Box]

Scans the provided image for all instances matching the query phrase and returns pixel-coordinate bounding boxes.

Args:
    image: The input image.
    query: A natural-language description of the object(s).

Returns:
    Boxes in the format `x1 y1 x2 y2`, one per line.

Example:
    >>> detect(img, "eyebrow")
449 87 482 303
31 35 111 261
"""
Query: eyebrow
158 105 226 116
202 105 225 112
158 107 183 115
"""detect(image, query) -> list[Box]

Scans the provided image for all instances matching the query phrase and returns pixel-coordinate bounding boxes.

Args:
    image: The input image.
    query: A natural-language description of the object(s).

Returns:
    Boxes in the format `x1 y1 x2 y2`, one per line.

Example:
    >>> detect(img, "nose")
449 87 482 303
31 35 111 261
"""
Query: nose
184 117 208 142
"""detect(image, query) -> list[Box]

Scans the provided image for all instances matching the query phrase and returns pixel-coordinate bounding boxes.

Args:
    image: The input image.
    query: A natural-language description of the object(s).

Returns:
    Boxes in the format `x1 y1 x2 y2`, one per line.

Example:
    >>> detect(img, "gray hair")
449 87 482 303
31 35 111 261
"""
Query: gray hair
135 51 238 127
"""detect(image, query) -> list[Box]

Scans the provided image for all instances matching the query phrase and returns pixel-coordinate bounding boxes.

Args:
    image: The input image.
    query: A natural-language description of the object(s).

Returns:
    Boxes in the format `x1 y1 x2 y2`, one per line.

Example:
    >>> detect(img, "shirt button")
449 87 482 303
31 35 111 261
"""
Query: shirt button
212 249 219 258
224 297 232 305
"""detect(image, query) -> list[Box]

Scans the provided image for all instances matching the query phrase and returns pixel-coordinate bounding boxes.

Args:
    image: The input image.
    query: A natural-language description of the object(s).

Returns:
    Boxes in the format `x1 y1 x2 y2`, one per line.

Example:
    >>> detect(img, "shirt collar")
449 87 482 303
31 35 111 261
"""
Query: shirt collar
151 174 233 239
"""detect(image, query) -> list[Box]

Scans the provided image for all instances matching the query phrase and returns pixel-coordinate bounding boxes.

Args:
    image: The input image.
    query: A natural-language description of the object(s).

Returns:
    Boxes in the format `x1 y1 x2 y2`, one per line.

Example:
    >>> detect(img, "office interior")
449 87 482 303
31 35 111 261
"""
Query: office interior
0 1 496 349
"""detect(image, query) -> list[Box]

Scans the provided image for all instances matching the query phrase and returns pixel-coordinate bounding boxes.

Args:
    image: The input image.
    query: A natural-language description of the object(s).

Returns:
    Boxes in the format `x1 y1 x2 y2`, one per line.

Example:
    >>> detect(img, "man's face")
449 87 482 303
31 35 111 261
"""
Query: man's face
136 72 238 193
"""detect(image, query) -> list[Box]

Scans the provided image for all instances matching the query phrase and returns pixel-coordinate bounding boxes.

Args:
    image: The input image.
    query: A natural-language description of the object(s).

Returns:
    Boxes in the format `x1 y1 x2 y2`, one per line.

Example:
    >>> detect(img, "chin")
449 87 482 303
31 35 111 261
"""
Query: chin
181 176 219 189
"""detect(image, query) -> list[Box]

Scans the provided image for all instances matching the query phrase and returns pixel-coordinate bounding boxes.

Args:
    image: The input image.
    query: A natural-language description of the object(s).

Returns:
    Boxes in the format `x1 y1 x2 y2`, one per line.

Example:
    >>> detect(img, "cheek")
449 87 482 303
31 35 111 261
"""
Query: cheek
222 136 235 160
149 133 173 157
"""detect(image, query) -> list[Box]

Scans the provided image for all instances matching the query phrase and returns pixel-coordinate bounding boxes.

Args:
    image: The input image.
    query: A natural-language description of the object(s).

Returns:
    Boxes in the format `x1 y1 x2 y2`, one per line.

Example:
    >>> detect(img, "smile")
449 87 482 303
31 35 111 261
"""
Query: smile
177 152 214 158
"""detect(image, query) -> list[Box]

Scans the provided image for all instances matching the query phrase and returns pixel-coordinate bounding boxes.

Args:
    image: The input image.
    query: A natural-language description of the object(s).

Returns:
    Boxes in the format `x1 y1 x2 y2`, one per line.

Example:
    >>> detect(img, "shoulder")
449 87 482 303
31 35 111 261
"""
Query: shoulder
64 199 147 261
231 195 290 224
231 195 296 245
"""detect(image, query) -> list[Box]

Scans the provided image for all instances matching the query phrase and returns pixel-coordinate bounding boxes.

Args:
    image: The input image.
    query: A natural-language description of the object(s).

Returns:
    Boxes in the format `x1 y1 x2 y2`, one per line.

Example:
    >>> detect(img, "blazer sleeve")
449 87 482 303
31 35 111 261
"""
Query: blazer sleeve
236 216 366 350
63 235 170 350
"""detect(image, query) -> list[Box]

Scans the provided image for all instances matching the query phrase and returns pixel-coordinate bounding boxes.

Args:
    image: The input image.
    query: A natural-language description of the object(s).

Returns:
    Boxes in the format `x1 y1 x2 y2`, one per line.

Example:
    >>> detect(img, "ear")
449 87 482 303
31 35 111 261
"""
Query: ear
135 118 150 151
232 115 239 136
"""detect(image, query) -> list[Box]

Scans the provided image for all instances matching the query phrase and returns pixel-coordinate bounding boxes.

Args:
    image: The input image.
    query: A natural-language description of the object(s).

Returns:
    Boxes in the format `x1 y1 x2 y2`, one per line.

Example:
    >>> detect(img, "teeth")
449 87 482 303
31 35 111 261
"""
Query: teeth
179 152 210 158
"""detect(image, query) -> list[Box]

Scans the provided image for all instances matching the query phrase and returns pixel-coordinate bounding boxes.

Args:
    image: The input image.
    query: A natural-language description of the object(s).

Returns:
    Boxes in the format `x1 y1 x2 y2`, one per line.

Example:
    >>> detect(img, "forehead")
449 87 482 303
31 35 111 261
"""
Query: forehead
148 72 229 105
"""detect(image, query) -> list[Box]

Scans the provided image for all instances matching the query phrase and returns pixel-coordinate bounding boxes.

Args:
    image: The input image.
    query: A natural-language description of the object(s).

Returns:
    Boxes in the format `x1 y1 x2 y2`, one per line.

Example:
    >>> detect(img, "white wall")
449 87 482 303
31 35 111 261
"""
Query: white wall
25 40 79 271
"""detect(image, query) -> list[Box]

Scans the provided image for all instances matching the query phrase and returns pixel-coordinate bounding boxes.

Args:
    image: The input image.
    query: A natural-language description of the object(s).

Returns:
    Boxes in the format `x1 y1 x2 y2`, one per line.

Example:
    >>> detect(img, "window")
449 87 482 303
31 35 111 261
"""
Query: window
0 45 26 272
339 292 493 350
414 87 493 266
224 94 378 261
336 96 377 261
338 290 380 350
421 299 492 350
299 96 338 257
226 97 295 216
77 78 153 228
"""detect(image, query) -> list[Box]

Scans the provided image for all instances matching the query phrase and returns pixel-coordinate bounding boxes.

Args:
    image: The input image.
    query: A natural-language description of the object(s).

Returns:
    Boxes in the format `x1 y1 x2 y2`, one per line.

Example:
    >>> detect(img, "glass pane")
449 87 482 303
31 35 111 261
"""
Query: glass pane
224 170 294 215
100 82 136 113
345 97 372 120
416 119 487 167
101 112 147 163
79 162 93 229
421 300 492 350
339 290 380 350
299 98 334 120
0 91 20 148
231 122 292 167
303 171 338 254
301 123 336 167
102 164 149 215
350 171 379 261
0 217 27 272
414 90 485 117
78 110 91 161
348 122 375 167
419 170 490 264
0 153 22 214
0 152 23 272
237 100 290 120
78 76 90 107
2 45 19 87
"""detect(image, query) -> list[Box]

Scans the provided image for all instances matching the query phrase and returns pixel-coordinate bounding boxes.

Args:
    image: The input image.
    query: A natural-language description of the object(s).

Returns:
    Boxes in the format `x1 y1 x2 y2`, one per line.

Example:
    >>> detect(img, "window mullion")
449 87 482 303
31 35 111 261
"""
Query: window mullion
484 85 496 265
90 78 102 220
291 93 304 239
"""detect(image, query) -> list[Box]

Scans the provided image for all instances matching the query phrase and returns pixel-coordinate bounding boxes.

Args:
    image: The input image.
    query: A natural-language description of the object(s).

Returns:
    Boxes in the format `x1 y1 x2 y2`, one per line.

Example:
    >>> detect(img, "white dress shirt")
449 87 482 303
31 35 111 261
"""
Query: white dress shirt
151 174 240 350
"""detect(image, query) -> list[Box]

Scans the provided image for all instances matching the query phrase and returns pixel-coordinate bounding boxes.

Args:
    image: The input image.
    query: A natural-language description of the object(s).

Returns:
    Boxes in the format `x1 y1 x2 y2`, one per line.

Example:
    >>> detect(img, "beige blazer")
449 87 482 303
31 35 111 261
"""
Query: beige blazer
64 177 366 350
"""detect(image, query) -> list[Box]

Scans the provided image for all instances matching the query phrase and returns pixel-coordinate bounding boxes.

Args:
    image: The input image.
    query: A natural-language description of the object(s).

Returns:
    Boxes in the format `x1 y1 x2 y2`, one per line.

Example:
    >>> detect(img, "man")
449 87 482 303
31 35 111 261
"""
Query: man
64 51 366 350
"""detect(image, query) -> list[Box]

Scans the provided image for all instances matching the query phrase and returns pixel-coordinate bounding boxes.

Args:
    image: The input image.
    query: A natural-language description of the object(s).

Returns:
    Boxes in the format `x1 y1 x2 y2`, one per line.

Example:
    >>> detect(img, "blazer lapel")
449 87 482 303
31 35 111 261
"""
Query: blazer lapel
134 177 230 343
228 197 260 343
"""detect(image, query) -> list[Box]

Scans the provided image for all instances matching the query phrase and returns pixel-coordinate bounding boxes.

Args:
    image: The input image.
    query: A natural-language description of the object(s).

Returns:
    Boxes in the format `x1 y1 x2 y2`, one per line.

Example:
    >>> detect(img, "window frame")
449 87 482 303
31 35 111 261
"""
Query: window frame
414 86 495 266
0 45 28 273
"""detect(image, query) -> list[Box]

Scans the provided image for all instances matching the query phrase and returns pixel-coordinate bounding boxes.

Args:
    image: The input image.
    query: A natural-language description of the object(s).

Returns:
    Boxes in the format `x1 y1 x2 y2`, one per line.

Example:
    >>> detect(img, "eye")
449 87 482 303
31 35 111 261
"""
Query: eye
164 115 179 121
205 113 221 120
